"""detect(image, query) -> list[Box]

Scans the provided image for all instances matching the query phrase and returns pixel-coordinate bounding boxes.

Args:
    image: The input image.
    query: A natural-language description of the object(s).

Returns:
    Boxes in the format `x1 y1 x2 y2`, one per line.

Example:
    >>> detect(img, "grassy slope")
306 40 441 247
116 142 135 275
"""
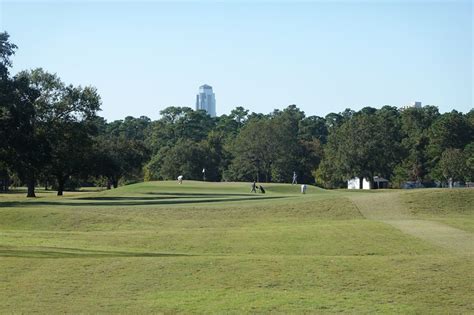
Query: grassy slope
401 189 474 233
0 182 472 313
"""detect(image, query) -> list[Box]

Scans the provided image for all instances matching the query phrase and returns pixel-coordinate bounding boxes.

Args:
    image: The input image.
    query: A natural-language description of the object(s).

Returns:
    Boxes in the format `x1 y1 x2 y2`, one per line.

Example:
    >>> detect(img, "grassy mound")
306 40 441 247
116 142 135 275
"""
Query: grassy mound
401 188 474 217
399 188 474 233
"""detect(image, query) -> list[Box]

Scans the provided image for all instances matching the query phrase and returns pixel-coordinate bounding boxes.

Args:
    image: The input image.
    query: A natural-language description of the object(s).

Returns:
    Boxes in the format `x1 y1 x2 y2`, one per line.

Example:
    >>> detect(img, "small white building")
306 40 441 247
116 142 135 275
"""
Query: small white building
348 176 389 189
347 177 371 189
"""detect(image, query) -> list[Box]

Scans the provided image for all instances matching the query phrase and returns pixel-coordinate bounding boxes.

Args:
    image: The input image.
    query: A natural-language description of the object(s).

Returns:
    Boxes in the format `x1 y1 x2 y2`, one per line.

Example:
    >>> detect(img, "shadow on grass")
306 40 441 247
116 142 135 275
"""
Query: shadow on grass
78 196 187 201
0 246 192 259
0 196 284 208
144 192 257 197
77 192 257 201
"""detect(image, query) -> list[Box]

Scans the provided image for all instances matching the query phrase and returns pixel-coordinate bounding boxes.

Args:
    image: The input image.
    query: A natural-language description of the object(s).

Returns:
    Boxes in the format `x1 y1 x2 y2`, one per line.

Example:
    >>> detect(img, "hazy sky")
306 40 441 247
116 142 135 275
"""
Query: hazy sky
1 0 472 121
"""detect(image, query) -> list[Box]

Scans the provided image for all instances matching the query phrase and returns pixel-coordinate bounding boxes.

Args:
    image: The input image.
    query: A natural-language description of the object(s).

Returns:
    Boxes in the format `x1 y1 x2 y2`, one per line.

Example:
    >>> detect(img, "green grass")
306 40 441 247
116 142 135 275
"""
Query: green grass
401 189 474 217
400 189 474 233
0 182 472 313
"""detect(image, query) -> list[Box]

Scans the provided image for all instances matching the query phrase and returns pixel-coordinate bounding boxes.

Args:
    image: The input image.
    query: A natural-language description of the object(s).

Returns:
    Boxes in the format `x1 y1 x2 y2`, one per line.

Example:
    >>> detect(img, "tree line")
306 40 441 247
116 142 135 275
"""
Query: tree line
1 33 473 197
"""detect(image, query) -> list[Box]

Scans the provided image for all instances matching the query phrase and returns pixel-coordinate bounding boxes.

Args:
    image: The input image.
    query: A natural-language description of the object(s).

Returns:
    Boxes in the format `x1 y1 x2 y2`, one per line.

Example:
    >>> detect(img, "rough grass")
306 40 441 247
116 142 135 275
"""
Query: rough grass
0 182 472 313
400 188 474 233
401 189 474 217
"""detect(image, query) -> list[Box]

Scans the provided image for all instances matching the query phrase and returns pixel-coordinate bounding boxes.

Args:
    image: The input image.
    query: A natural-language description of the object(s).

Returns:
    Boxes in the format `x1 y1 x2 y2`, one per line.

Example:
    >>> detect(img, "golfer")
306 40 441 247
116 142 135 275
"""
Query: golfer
251 181 257 193
301 184 307 194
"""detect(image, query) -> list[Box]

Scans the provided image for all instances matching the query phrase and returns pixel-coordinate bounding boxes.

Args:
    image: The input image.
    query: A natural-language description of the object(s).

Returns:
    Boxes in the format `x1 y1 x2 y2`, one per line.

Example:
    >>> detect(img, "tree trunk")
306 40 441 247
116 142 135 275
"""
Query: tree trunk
1 175 9 192
106 180 111 190
359 176 363 190
57 177 65 196
26 178 36 198
112 178 118 189
45 180 48 191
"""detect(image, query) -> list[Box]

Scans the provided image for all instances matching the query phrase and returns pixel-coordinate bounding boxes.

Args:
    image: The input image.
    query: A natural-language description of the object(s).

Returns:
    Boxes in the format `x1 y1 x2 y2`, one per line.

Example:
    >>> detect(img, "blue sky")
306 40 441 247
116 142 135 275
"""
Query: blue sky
1 1 472 121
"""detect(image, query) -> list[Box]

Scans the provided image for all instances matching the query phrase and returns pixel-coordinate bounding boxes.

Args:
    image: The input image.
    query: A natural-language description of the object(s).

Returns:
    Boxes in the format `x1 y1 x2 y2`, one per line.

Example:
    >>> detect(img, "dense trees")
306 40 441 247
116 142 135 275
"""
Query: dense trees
325 108 402 188
227 118 276 182
17 69 101 196
1 33 41 196
318 106 473 188
437 149 467 187
92 136 149 188
388 106 437 186
136 105 473 189
1 32 473 196
224 105 326 183
1 33 102 196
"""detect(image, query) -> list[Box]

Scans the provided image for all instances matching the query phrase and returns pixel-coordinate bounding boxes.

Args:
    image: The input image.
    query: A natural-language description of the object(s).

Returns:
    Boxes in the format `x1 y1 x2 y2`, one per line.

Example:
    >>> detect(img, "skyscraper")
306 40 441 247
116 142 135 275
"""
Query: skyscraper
196 84 216 117
401 101 423 110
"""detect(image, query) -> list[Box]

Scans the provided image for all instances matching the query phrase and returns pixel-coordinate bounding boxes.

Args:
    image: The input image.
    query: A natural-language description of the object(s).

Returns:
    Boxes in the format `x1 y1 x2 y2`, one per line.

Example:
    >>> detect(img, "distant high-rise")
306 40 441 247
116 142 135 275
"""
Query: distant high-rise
411 101 422 108
401 101 422 110
196 84 216 117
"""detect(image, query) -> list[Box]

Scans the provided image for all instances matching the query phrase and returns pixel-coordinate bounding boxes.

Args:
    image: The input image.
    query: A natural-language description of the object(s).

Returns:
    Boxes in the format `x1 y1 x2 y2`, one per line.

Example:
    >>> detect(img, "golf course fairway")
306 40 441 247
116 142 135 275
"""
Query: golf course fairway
0 181 472 313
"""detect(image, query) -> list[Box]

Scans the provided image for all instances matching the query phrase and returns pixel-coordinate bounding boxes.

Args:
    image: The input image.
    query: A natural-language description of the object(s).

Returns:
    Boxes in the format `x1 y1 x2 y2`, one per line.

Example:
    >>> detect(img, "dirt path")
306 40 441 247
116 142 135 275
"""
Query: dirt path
348 192 474 255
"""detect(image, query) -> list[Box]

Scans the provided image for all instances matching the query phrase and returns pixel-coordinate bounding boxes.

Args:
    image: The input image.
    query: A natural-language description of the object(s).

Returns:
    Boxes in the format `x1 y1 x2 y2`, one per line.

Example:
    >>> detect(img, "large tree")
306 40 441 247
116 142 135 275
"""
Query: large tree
0 32 17 168
1 75 42 197
18 68 102 196
0 32 17 78
227 118 278 182
392 106 440 185
437 148 467 187
320 108 402 189
0 33 46 197
269 105 305 182
91 134 149 188
147 106 215 155
428 111 472 165
159 139 208 180
107 116 151 141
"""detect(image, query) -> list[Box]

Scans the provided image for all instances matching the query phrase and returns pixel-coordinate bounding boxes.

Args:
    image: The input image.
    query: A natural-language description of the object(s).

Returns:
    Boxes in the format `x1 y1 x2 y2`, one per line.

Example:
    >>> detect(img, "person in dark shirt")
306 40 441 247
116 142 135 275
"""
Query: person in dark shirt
251 181 257 193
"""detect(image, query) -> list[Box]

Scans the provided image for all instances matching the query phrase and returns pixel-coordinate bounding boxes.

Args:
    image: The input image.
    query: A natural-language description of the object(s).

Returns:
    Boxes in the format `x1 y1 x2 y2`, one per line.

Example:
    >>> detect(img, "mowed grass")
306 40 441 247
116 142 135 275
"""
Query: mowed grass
0 181 472 313
400 188 474 233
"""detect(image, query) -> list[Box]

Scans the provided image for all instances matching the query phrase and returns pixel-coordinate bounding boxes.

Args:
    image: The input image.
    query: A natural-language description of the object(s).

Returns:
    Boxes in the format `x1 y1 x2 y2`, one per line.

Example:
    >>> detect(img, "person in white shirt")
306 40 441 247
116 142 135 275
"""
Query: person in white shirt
301 184 307 194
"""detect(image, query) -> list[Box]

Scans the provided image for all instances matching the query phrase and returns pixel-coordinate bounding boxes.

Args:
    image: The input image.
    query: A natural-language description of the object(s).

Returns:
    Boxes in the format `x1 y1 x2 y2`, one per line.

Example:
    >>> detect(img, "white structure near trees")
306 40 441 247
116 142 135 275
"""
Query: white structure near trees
348 176 389 189
347 177 371 189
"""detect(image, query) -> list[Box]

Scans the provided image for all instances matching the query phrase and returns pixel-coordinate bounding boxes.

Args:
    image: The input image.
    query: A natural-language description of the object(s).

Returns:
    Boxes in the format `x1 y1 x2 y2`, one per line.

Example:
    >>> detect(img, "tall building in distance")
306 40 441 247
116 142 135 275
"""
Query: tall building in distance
401 101 422 110
196 84 216 117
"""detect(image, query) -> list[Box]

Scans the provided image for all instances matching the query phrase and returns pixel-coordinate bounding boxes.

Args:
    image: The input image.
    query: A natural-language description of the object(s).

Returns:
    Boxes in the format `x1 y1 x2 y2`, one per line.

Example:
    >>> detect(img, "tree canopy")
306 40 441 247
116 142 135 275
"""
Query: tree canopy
1 31 473 196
